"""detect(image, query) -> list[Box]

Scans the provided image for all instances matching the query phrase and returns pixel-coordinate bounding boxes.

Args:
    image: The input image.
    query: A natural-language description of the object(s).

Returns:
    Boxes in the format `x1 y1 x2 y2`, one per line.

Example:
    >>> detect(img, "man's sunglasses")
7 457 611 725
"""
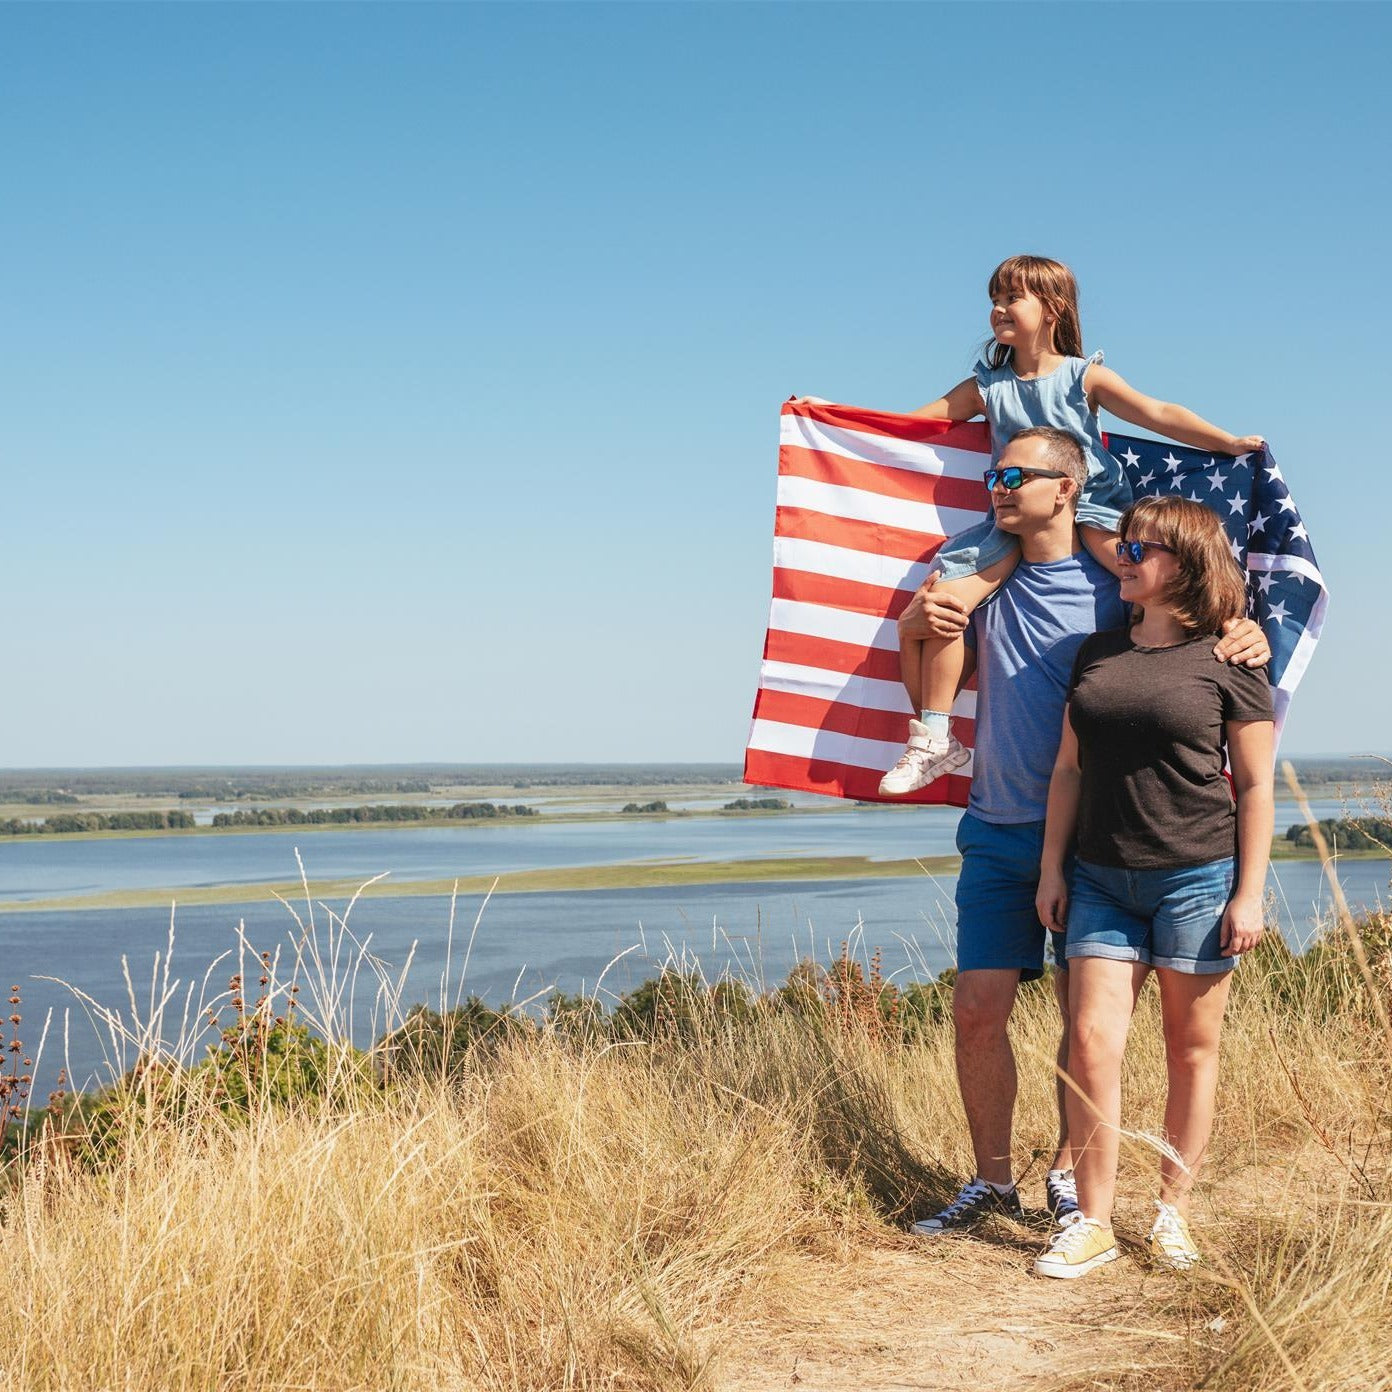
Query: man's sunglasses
1115 539 1177 564
982 466 1069 491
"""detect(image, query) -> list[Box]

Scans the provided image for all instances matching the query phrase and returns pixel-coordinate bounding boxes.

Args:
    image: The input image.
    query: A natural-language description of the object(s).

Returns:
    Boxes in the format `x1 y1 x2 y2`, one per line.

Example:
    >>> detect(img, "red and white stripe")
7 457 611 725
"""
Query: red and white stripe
745 401 994 805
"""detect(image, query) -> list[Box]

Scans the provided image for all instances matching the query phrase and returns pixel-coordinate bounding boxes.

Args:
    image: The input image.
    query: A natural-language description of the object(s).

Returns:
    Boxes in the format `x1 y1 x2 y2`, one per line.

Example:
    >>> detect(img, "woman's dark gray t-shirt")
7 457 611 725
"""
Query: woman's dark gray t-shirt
1067 628 1274 869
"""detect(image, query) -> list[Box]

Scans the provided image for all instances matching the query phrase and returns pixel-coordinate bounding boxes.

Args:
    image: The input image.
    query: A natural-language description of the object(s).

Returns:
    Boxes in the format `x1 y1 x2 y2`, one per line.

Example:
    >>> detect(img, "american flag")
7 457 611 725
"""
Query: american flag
743 399 1328 806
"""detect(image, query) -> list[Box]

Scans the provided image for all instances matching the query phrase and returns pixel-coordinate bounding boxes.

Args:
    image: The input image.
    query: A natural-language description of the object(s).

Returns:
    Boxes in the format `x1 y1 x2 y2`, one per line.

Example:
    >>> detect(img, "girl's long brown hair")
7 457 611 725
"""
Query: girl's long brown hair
985 255 1084 369
1121 495 1249 634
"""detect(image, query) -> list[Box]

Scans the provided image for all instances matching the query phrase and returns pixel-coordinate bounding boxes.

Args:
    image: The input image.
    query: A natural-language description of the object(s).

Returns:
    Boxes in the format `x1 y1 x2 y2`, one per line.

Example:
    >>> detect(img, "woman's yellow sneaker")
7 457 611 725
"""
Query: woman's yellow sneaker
1146 1201 1201 1270
1033 1214 1119 1279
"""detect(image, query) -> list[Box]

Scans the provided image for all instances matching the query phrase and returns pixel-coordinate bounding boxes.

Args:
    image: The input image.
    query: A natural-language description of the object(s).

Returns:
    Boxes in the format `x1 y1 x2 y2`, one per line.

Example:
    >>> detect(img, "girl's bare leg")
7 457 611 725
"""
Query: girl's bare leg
1079 524 1122 578
879 557 1016 795
1153 968 1233 1215
898 633 925 713
917 559 1016 716
1066 957 1150 1225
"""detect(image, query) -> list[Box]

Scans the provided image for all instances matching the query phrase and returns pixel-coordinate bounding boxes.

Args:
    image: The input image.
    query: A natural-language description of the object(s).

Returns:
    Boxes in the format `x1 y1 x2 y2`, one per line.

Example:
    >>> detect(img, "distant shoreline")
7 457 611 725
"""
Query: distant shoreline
0 801 860 844
0 781 1377 844
0 851 962 914
0 837 1375 915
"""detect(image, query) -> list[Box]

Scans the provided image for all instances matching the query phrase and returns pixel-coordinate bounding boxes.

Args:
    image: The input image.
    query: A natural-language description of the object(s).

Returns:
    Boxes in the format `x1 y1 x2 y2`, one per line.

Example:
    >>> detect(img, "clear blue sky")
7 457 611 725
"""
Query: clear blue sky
6 1 1387 766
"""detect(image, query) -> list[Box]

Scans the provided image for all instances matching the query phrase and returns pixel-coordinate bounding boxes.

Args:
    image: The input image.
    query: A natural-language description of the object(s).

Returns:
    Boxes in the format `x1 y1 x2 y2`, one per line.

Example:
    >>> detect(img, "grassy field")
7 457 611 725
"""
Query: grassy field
0 896 1388 1390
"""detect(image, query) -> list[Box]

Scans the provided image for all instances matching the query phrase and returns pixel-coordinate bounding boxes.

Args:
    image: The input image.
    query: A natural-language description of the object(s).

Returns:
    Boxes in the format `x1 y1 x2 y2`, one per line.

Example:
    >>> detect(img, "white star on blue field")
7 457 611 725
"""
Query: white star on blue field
1112 435 1323 681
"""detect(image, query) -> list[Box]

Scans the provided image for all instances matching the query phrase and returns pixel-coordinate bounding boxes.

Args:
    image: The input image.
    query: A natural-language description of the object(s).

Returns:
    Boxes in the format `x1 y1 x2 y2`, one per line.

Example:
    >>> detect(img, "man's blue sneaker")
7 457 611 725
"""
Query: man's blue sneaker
911 1177 1023 1235
1046 1169 1080 1223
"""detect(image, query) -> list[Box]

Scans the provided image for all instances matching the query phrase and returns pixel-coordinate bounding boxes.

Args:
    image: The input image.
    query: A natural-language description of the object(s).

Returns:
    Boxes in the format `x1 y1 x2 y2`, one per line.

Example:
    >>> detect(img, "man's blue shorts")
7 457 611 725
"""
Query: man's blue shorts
954 812 1066 981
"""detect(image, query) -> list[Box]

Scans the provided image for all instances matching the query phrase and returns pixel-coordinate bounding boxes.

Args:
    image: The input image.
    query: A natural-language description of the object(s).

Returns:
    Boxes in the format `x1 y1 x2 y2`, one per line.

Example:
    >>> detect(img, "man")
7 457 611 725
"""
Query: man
904 426 1267 1235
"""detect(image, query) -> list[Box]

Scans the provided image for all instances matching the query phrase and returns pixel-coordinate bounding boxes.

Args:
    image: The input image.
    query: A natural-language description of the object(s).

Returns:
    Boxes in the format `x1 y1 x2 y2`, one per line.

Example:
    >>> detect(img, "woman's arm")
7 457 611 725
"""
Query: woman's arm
1086 364 1264 456
1036 710 1082 934
1222 718 1276 956
910 376 986 421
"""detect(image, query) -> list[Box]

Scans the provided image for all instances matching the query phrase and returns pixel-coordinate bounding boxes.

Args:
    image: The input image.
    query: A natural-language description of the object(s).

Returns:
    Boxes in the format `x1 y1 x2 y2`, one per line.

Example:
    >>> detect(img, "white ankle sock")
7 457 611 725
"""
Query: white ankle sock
919 709 950 741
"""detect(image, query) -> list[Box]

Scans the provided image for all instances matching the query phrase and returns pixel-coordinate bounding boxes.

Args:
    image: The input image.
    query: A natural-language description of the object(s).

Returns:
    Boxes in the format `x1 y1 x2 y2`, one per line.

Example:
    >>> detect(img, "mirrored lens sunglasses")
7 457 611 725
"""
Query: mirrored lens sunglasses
982 466 1069 491
1115 539 1177 564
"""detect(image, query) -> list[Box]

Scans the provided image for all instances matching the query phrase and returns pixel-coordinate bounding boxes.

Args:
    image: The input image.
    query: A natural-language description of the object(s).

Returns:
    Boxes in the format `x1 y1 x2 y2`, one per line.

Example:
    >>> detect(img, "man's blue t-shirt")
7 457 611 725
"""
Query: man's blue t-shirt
964 550 1125 825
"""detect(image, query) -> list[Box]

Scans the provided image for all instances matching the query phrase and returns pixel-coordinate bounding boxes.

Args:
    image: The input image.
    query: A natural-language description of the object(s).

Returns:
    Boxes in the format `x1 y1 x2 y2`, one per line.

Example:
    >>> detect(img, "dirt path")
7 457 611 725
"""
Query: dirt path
724 1215 1222 1392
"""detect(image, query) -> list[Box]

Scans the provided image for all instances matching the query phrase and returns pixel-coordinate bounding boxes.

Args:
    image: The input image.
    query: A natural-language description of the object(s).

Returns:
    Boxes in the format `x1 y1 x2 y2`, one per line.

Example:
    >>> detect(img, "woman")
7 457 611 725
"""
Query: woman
1031 495 1274 1279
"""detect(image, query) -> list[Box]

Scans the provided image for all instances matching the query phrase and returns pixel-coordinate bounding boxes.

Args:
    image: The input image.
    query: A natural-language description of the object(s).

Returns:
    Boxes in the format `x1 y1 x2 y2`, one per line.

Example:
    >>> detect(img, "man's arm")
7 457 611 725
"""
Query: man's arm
897 575 970 641
1213 617 1270 669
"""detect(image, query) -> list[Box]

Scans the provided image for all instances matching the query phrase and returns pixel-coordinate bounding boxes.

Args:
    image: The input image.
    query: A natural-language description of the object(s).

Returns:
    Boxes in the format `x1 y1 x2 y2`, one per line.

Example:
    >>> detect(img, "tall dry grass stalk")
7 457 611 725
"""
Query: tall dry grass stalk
0 842 1389 1389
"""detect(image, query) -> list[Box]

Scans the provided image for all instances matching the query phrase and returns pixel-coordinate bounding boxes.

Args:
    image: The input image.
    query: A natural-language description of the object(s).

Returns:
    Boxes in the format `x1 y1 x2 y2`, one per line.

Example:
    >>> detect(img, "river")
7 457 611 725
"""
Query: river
0 800 1385 1097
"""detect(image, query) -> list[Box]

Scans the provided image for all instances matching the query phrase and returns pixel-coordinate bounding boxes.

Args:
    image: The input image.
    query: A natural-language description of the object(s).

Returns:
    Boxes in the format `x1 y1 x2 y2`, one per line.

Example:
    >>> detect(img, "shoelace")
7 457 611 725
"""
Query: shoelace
1151 1202 1190 1247
1049 1173 1078 1204
937 1180 993 1220
897 743 951 774
1048 1216 1101 1254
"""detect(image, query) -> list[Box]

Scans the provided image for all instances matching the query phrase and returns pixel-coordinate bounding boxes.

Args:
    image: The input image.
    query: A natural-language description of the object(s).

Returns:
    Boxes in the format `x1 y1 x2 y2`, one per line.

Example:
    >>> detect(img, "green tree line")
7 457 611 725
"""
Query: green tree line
2 810 198 836
1285 817 1392 851
209 802 539 828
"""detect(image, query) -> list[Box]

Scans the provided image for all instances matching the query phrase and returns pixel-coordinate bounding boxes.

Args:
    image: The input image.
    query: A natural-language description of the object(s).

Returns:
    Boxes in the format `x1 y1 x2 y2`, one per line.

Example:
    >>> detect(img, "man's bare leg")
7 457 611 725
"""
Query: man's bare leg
952 968 1021 1185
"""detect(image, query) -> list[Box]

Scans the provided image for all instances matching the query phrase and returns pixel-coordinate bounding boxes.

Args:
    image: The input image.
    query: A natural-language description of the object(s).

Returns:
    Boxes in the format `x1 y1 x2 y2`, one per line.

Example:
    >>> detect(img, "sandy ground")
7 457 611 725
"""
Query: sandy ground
723 1212 1225 1392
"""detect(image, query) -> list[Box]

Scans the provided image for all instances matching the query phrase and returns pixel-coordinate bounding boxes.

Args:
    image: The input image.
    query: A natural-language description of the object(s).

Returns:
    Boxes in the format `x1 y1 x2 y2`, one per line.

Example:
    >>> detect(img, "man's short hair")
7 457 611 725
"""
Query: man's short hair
1008 426 1087 494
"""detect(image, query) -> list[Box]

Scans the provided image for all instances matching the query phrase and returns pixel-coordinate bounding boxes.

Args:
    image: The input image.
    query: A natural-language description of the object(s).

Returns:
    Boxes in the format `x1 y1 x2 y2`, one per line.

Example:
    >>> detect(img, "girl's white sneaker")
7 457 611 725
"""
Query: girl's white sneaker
878 721 970 796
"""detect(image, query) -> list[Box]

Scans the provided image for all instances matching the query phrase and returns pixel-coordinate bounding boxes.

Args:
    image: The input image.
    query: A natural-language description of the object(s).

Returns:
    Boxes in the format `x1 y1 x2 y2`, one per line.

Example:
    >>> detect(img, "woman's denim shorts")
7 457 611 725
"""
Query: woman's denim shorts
1064 857 1237 976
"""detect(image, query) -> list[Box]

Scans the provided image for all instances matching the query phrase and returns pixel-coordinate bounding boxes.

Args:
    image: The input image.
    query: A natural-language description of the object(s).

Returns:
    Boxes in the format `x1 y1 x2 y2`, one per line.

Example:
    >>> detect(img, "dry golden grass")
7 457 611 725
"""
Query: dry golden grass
0 897 1388 1390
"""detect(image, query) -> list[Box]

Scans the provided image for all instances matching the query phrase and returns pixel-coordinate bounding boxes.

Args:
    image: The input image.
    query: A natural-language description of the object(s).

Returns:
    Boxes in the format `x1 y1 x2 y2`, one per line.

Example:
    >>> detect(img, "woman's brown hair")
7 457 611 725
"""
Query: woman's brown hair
985 255 1084 369
1121 495 1249 634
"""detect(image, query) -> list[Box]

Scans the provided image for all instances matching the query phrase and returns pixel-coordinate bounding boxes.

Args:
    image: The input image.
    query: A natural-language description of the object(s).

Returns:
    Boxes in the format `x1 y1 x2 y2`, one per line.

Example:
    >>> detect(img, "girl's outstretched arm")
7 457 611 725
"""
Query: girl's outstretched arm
910 376 986 421
1085 365 1264 456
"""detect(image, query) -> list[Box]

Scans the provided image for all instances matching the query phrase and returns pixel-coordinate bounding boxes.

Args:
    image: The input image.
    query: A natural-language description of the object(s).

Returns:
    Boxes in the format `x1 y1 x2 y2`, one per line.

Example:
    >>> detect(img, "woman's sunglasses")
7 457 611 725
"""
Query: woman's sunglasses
1115 539 1177 564
982 466 1069 491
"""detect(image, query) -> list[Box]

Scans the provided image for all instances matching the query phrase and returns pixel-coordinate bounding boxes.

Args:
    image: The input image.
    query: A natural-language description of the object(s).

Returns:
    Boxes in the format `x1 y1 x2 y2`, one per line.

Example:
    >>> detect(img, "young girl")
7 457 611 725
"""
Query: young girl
873 254 1264 796
1031 496 1274 1278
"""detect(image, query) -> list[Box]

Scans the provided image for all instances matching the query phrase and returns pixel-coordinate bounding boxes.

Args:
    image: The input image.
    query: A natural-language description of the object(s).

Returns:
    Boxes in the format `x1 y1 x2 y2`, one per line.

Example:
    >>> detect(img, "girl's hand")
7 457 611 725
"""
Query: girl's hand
1221 893 1266 957
1036 867 1069 935
1229 434 1266 454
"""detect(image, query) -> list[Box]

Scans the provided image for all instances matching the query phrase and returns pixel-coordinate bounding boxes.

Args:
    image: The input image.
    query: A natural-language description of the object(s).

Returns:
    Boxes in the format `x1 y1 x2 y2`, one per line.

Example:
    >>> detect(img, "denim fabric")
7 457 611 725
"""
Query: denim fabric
1064 857 1237 975
932 352 1133 581
954 812 1068 981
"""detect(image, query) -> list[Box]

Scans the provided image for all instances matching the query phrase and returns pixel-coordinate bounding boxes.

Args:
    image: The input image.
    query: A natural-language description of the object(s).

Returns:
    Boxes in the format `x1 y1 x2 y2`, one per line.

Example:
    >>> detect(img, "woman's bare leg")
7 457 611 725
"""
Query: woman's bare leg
1066 957 1150 1225
1153 967 1233 1215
